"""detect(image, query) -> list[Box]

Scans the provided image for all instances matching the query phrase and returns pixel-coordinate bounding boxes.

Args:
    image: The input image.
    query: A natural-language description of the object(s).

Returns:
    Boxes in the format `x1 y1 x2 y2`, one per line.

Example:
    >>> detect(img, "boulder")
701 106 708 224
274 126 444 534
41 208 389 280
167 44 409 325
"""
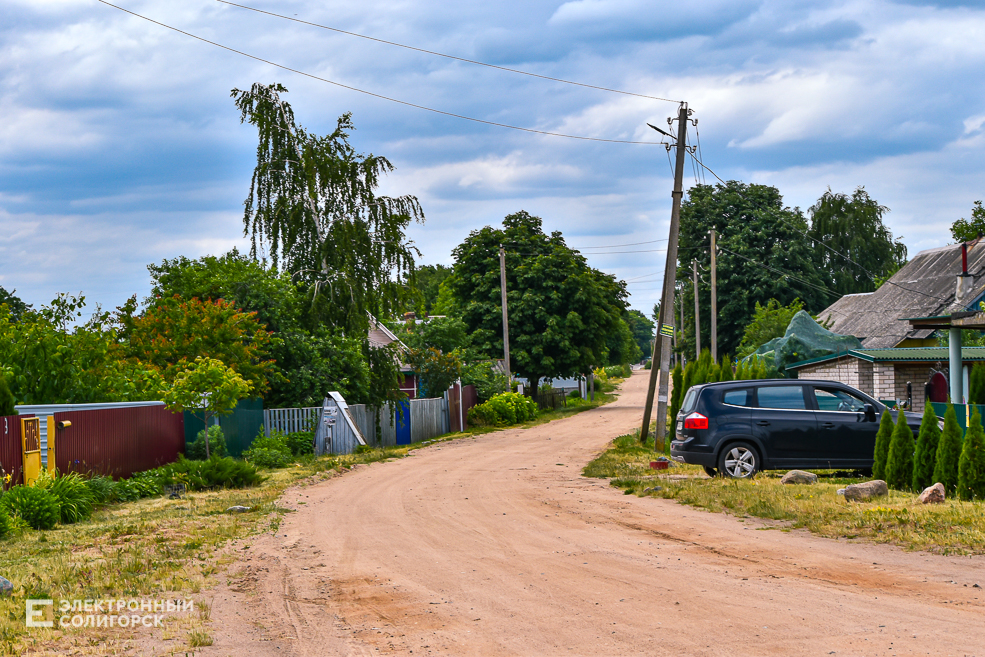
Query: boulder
226 505 253 513
781 470 818 485
0 577 12 596
918 482 946 505
843 480 889 502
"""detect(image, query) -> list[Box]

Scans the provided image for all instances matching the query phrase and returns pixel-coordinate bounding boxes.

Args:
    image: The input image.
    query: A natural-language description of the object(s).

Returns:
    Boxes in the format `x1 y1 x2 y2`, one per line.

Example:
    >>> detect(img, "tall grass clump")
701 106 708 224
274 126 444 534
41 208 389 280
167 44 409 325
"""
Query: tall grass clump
36 471 94 524
1 486 60 530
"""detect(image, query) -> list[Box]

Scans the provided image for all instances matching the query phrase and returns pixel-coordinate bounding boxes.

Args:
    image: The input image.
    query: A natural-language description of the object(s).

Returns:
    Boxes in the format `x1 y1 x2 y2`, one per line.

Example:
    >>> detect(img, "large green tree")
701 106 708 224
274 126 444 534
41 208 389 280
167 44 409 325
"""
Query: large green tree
677 182 834 358
448 211 627 393
625 309 655 360
950 200 985 243
808 187 907 296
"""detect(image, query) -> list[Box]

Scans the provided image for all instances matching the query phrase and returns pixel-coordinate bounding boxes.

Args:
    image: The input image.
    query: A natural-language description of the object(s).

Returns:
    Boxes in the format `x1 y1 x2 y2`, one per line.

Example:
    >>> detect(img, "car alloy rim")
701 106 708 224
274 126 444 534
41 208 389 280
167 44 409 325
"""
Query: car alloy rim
724 447 755 477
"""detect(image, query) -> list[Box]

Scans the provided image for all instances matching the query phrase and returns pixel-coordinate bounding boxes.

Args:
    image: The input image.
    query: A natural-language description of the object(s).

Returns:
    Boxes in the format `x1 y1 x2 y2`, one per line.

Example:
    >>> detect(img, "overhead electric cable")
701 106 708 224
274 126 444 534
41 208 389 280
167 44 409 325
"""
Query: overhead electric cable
716 246 840 300
95 0 666 145
216 0 681 104
577 238 668 249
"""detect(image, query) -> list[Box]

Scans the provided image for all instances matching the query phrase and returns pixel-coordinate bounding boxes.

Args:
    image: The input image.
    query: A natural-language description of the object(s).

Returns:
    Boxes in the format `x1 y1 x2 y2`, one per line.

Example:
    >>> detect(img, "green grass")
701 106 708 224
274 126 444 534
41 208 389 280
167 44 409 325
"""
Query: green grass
585 433 985 555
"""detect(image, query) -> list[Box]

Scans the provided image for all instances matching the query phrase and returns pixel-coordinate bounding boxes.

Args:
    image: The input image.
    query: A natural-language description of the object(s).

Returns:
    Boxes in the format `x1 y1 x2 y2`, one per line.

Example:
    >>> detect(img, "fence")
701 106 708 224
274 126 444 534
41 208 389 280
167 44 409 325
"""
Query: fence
535 390 568 411
930 402 985 430
0 415 26 487
411 397 448 443
184 398 265 458
263 406 320 434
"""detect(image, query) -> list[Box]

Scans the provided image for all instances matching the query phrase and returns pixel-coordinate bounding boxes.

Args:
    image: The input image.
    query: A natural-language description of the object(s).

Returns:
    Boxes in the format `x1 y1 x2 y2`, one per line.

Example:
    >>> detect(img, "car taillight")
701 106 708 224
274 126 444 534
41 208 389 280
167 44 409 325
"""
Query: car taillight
683 412 708 430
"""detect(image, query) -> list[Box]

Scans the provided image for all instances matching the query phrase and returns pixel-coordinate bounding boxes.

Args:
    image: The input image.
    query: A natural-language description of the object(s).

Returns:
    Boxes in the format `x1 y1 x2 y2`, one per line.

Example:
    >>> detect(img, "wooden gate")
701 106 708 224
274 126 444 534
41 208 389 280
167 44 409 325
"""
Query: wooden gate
21 417 41 485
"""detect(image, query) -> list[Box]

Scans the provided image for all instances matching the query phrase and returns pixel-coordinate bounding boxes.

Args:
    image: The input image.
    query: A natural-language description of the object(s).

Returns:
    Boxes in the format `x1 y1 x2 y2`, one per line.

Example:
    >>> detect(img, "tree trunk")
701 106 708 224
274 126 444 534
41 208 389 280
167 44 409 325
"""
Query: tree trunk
529 377 539 400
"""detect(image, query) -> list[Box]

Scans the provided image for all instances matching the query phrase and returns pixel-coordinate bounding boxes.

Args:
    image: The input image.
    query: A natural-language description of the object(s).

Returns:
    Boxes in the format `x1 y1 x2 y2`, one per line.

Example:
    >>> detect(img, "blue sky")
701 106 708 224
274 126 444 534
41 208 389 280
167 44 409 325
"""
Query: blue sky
2 0 984 317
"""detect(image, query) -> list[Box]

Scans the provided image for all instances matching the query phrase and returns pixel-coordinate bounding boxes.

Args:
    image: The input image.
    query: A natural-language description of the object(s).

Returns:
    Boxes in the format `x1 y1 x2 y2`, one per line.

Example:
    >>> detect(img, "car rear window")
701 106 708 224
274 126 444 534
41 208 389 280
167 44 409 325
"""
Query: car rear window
756 385 806 410
722 389 752 407
680 388 698 414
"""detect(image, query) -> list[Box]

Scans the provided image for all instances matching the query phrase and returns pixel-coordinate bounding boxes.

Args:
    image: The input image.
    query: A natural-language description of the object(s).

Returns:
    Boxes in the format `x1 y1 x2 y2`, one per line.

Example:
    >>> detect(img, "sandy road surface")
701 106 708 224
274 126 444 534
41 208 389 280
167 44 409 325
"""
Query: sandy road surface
205 371 984 656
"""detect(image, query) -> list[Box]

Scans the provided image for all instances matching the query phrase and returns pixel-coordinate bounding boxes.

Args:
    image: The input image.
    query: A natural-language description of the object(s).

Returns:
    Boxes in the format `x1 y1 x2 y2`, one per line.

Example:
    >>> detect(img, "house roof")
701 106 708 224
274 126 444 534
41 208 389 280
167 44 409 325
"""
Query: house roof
816 241 985 348
788 346 985 370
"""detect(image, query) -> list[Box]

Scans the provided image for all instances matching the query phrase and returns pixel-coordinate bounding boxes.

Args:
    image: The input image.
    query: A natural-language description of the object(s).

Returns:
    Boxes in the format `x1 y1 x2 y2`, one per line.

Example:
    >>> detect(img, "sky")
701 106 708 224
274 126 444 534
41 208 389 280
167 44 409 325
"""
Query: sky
2 0 984 318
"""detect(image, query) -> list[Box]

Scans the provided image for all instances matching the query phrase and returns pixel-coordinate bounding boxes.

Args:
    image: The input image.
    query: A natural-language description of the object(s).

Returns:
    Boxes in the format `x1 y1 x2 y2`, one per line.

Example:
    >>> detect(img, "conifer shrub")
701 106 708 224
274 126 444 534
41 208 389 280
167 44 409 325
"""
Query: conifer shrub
1 485 60 530
885 411 915 491
718 356 734 382
707 362 721 384
957 407 985 500
872 410 894 480
912 403 942 491
669 364 683 420
682 361 695 394
933 404 962 495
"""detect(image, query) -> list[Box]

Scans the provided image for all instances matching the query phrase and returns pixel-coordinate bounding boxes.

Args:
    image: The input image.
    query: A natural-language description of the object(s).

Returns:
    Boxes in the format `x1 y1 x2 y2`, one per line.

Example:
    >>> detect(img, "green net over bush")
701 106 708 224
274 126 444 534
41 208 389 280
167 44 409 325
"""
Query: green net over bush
741 310 861 376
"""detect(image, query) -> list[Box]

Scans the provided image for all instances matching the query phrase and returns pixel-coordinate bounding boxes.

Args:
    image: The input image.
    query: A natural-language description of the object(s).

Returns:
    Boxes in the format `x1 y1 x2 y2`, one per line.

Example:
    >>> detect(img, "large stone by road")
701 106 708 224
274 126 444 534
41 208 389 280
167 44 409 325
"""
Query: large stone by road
204 371 985 656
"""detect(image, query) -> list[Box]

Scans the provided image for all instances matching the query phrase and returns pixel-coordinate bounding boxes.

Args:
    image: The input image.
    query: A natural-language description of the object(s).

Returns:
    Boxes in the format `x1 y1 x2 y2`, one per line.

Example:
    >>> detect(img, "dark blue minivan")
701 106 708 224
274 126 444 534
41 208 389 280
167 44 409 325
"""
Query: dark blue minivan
670 379 927 478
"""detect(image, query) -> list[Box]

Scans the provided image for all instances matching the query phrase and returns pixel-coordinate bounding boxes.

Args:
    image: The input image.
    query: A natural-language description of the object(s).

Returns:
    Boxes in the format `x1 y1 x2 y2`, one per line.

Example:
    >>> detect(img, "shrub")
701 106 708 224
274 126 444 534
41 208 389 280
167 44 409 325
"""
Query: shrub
885 411 915 491
669 363 683 421
186 425 227 460
151 456 264 491
643 360 652 370
0 507 12 539
603 365 631 379
37 472 94 524
461 361 509 403
912 403 942 491
0 374 15 417
933 404 963 495
467 392 538 427
718 356 734 382
243 429 292 469
84 475 116 504
872 410 894 480
286 430 314 456
957 407 985 500
2 485 60 530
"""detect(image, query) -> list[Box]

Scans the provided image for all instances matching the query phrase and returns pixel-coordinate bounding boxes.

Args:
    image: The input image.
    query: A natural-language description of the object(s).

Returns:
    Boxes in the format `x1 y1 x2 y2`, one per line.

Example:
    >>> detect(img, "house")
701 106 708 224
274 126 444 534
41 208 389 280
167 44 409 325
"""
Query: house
368 315 417 399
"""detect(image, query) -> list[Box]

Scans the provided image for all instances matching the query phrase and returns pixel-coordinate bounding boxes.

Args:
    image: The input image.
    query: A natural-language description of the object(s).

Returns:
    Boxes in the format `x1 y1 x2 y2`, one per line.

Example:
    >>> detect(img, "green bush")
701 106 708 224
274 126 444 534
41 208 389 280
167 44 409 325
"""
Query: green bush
603 364 631 379
957 407 985 500
912 403 942 491
186 425 227 460
467 392 538 427
84 475 116 504
0 373 15 417
150 456 265 491
669 364 683 420
2 486 60 530
286 430 314 456
243 429 292 469
0 507 12 539
885 411 915 491
872 410 894 480
461 361 510 403
643 360 652 370
718 356 734 382
934 404 963 495
37 472 94 524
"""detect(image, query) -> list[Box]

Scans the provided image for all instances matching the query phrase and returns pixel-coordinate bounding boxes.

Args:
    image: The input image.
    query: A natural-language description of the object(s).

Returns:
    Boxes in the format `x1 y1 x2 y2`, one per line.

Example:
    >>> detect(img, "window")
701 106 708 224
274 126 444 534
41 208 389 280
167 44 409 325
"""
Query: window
722 389 752 407
681 388 699 414
814 387 867 413
756 386 807 410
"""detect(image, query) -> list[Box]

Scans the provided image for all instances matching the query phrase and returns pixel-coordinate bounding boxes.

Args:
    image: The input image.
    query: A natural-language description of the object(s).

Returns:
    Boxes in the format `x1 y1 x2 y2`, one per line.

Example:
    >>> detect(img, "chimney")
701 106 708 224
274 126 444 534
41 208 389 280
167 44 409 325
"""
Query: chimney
956 242 974 304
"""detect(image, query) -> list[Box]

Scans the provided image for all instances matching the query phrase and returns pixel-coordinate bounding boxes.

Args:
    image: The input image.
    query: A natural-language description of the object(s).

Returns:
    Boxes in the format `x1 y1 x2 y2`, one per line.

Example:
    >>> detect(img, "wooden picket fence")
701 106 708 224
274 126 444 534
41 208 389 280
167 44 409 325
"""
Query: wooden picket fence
263 407 319 434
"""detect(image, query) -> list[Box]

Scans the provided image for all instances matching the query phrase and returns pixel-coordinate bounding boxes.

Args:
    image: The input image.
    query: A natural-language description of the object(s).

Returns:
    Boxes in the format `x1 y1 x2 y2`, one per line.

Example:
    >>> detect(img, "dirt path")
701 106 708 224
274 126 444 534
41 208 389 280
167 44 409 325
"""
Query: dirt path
204 371 984 656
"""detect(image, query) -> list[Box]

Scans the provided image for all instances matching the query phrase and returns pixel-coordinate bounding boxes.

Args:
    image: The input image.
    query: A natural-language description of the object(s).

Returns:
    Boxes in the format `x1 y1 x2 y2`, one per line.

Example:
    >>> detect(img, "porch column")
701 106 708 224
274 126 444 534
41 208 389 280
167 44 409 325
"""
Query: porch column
949 327 963 403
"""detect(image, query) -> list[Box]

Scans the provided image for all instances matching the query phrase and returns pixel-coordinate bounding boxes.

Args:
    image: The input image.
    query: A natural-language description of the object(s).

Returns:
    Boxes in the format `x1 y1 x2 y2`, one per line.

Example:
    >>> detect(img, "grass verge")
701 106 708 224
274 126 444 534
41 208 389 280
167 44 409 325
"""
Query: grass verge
584 432 985 555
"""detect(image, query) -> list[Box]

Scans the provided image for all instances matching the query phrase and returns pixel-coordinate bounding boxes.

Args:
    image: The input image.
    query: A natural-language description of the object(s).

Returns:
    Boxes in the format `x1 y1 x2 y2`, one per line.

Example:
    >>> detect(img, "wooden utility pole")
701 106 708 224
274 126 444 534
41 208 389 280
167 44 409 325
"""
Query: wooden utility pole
640 103 689 447
499 245 511 374
709 229 718 362
692 260 701 359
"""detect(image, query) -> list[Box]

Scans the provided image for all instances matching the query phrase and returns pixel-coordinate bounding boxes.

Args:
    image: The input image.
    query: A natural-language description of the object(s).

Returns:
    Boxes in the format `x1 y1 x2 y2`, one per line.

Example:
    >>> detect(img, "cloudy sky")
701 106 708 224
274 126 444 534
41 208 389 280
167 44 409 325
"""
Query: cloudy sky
2 0 984 318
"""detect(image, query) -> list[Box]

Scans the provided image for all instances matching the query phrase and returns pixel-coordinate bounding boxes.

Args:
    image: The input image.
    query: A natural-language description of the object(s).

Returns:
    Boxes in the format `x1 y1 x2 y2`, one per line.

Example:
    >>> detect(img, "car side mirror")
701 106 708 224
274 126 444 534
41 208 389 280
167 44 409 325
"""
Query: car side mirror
864 403 876 418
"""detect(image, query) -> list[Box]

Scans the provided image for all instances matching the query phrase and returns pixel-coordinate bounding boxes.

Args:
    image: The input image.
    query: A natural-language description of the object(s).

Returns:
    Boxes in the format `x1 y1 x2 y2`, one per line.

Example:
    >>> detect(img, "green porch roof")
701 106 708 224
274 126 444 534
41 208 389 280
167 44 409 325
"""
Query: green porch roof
788 346 985 370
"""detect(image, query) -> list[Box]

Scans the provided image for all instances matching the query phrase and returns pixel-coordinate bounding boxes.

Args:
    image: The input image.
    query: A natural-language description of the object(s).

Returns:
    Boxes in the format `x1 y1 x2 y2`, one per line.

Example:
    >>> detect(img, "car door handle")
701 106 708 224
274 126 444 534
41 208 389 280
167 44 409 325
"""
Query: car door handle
821 422 836 429
756 420 770 426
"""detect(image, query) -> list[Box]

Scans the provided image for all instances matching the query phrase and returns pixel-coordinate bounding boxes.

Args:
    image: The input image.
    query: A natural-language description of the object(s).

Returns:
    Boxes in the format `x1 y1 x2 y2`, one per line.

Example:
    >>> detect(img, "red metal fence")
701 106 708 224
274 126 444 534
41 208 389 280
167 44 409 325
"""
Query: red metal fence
449 384 479 432
54 406 185 479
0 415 26 488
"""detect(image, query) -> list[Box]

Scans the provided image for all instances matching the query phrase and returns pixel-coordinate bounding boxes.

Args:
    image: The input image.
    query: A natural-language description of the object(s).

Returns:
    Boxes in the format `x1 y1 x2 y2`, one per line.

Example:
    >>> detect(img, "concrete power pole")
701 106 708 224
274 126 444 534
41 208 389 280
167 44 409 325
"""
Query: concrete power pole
499 245 511 375
639 104 689 447
710 229 718 362
692 260 701 359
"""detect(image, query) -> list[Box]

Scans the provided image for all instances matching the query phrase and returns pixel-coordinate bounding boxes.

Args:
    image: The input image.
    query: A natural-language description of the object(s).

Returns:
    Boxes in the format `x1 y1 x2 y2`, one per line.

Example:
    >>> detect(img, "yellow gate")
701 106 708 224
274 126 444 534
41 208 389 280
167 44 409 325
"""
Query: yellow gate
21 417 41 486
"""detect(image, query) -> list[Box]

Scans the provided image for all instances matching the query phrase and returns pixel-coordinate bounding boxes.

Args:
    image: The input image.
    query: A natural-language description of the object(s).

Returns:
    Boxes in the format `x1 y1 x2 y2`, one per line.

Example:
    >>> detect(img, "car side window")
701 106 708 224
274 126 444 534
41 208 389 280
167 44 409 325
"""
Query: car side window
756 386 807 410
814 388 867 412
722 389 752 407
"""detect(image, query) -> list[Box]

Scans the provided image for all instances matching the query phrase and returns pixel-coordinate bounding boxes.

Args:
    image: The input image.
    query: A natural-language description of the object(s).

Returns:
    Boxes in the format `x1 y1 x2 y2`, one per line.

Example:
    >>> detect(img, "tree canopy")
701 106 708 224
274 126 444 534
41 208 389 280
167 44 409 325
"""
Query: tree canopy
950 200 985 243
448 210 627 391
808 187 907 296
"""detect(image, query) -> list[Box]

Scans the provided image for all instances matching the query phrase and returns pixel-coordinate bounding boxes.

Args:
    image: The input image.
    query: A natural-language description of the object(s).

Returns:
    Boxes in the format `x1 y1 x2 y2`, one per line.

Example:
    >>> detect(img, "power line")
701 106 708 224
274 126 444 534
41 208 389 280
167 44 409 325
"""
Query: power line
577 238 668 249
716 245 840 300
96 0 667 146
217 0 681 104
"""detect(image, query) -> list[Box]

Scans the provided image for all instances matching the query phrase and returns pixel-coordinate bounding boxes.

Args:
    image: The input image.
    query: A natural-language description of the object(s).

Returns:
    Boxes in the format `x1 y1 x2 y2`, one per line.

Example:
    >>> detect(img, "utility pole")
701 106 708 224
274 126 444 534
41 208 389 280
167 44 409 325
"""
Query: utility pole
692 260 701 359
709 229 717 362
640 103 689 447
499 245 511 375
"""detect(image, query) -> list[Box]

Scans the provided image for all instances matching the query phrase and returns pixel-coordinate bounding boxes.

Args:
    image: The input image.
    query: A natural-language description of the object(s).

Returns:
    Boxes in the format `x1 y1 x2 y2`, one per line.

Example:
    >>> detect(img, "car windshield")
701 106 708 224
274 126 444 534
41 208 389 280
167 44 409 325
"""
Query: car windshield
814 388 867 412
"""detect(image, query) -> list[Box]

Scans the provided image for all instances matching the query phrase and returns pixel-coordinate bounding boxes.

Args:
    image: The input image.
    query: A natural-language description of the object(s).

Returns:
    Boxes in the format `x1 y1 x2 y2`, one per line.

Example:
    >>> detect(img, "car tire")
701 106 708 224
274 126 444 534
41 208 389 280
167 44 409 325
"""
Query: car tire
717 441 759 479
703 466 718 478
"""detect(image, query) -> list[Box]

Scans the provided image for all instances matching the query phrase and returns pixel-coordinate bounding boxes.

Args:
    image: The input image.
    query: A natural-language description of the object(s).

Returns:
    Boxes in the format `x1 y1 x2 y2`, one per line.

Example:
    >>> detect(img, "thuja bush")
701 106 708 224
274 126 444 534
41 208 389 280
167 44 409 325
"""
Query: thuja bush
957 408 985 500
885 411 915 491
872 410 894 481
2 485 60 530
912 403 942 491
933 404 963 495
468 392 538 427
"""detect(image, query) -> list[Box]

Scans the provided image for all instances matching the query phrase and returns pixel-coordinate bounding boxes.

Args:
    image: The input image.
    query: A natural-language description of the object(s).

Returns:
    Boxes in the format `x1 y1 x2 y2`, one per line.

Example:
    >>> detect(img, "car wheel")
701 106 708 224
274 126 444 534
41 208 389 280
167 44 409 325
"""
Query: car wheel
718 442 759 479
703 466 718 478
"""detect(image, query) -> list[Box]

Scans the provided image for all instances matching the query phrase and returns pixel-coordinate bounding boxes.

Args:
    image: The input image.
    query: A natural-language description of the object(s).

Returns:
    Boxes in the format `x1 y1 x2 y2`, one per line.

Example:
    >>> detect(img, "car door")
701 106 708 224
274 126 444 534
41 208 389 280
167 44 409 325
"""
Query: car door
810 386 878 467
751 384 817 466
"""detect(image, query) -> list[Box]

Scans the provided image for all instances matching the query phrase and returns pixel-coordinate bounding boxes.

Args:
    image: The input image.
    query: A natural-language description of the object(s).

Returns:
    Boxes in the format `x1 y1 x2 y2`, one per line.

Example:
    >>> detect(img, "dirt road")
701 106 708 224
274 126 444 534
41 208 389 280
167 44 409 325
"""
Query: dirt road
207 371 984 656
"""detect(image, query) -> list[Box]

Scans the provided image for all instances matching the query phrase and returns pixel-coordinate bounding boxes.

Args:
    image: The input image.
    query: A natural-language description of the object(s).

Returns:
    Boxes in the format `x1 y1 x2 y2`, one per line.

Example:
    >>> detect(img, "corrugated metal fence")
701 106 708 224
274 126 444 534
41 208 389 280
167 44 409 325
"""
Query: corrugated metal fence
0 415 26 488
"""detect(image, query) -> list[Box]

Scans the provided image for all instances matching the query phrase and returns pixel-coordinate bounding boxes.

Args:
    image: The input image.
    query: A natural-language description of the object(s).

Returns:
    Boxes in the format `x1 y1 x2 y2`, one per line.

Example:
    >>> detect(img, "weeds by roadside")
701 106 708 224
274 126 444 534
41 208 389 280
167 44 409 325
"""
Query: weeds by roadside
585 432 985 555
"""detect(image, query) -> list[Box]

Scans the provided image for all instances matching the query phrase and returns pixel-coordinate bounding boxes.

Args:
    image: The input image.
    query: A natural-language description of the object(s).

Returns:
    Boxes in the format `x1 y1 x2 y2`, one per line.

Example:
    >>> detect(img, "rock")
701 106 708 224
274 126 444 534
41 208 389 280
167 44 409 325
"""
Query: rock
843 480 889 502
918 482 946 505
0 577 12 596
642 486 663 493
781 470 818 485
226 505 253 513
836 489 846 496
